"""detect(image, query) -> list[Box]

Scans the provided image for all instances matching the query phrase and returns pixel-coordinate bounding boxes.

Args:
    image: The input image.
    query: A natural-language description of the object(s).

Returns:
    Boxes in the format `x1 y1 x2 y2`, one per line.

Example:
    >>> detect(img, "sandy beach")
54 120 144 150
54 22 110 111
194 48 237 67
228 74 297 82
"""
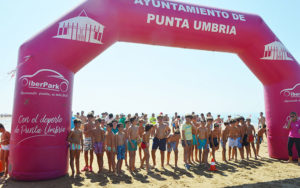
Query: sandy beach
1 139 300 188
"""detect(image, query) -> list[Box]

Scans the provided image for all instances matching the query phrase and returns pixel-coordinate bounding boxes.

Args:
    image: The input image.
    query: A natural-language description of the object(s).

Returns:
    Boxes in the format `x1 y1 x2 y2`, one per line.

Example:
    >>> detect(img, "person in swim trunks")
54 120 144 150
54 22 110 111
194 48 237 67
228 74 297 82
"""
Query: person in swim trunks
246 118 257 160
127 117 139 172
221 121 230 162
138 118 145 165
0 123 10 178
196 120 209 165
256 124 266 157
239 117 247 160
140 124 153 172
82 112 95 172
68 119 83 177
124 120 130 167
182 114 193 169
210 123 221 162
166 130 180 168
116 123 126 175
192 115 200 162
92 118 105 173
151 114 171 169
105 123 116 173
228 119 240 162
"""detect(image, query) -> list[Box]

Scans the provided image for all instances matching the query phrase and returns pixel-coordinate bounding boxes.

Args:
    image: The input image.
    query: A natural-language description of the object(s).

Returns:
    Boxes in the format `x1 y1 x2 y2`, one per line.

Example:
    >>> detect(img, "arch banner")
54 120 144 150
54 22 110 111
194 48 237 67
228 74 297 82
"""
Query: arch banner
10 0 300 180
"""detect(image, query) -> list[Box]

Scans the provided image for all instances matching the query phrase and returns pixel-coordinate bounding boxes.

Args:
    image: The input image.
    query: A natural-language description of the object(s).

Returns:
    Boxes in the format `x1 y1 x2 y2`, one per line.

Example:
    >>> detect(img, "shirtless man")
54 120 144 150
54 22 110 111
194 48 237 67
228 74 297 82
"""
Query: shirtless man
258 112 266 129
210 123 221 162
196 120 208 164
152 114 171 169
127 117 139 172
228 119 240 162
68 119 83 177
192 115 200 162
256 124 267 157
124 120 130 167
221 121 230 162
116 123 126 175
138 118 145 164
92 118 105 173
105 123 116 173
245 118 257 160
82 113 95 172
0 124 10 177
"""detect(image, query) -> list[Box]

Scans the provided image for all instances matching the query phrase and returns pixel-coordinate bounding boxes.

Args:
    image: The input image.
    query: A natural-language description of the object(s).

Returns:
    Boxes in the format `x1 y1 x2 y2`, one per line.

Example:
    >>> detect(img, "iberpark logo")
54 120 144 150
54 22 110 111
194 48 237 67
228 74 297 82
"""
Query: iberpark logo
280 83 300 98
53 10 105 44
19 69 69 92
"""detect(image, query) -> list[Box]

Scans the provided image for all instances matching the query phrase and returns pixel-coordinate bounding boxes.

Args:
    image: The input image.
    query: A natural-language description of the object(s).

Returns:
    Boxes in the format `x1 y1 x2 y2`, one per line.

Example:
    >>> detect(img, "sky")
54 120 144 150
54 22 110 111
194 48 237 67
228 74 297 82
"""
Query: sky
0 0 299 117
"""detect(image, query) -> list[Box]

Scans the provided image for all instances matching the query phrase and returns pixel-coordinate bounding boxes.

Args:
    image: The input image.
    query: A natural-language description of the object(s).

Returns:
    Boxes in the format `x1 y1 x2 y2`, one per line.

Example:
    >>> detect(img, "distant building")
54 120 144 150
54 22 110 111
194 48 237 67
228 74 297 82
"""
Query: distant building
261 41 293 61
53 10 104 44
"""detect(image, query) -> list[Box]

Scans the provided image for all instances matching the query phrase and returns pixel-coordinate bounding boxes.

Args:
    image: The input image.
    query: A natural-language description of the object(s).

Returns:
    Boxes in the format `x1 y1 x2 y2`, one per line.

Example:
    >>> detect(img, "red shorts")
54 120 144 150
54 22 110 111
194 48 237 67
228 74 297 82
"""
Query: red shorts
249 135 254 142
141 142 147 149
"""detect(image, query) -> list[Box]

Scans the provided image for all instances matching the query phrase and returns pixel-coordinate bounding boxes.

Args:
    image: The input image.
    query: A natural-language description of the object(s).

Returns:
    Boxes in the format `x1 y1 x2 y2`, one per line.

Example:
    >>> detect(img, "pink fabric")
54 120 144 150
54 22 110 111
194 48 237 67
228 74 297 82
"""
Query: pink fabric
289 119 300 138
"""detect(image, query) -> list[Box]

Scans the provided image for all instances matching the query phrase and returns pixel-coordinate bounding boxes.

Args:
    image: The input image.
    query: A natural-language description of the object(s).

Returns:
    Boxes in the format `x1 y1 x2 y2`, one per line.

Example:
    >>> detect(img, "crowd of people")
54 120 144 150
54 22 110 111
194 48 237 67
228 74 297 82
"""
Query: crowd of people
69 111 268 177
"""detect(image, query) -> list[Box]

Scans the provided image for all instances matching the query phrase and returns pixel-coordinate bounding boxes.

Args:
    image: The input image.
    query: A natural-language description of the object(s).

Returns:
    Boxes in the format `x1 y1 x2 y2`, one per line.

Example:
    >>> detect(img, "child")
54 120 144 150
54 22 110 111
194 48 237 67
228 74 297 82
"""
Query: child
124 120 130 167
181 114 193 170
105 123 116 173
116 123 126 175
166 132 180 168
210 123 221 162
192 115 200 162
92 118 105 173
127 117 139 172
82 112 95 172
256 124 266 157
140 124 153 172
138 118 145 164
196 120 208 165
221 121 229 162
245 118 257 160
68 119 83 177
228 119 240 162
0 123 10 178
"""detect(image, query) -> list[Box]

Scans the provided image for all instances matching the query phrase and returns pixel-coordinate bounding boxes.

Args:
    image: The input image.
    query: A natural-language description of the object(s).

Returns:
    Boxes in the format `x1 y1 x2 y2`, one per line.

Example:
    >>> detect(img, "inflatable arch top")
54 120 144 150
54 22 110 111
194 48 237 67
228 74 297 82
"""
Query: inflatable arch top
10 0 300 180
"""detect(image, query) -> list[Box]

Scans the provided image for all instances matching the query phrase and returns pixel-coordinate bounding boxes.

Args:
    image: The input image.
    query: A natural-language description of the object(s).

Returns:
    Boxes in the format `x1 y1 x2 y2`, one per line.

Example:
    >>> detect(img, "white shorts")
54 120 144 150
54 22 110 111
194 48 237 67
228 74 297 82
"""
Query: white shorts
228 138 238 147
1 145 9 151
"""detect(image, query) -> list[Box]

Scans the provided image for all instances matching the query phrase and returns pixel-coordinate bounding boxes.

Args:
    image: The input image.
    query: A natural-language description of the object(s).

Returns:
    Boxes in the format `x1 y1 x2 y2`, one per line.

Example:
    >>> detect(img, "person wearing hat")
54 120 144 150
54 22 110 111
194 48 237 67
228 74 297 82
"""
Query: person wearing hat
181 114 193 169
151 114 171 168
82 112 95 172
245 118 257 160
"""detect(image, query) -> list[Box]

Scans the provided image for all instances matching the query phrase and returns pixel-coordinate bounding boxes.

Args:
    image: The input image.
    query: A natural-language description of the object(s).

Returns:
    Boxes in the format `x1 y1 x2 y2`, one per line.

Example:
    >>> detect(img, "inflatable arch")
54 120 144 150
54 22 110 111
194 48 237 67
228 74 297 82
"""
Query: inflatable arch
10 0 300 180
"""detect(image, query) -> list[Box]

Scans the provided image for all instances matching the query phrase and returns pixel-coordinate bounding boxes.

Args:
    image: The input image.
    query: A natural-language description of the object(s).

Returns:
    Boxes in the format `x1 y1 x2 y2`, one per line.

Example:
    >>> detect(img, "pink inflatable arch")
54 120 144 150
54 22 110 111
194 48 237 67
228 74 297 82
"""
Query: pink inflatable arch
10 0 300 180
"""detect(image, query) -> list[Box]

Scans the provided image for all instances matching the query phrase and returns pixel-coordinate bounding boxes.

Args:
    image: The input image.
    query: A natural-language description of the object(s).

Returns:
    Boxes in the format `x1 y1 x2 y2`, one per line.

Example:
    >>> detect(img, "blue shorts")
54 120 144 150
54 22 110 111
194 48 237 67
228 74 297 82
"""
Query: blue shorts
117 144 126 160
237 137 242 148
167 141 177 152
255 136 263 144
192 135 197 145
152 137 166 151
197 138 207 150
220 139 226 148
127 140 137 151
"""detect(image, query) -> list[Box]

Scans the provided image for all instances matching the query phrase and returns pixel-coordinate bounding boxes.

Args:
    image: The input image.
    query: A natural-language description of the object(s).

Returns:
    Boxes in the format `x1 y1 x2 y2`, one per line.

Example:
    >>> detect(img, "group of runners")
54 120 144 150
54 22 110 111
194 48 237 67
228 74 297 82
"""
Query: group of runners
68 111 267 176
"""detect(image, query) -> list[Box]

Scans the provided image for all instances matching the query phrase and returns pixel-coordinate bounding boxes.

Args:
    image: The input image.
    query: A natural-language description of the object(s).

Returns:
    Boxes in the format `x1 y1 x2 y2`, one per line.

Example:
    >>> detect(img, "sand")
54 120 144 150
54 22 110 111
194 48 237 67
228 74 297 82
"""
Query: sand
1 140 300 188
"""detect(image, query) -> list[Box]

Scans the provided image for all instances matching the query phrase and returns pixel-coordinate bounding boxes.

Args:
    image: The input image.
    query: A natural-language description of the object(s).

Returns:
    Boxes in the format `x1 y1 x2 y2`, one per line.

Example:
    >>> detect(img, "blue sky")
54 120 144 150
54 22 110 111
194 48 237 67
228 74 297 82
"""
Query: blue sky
0 0 299 117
